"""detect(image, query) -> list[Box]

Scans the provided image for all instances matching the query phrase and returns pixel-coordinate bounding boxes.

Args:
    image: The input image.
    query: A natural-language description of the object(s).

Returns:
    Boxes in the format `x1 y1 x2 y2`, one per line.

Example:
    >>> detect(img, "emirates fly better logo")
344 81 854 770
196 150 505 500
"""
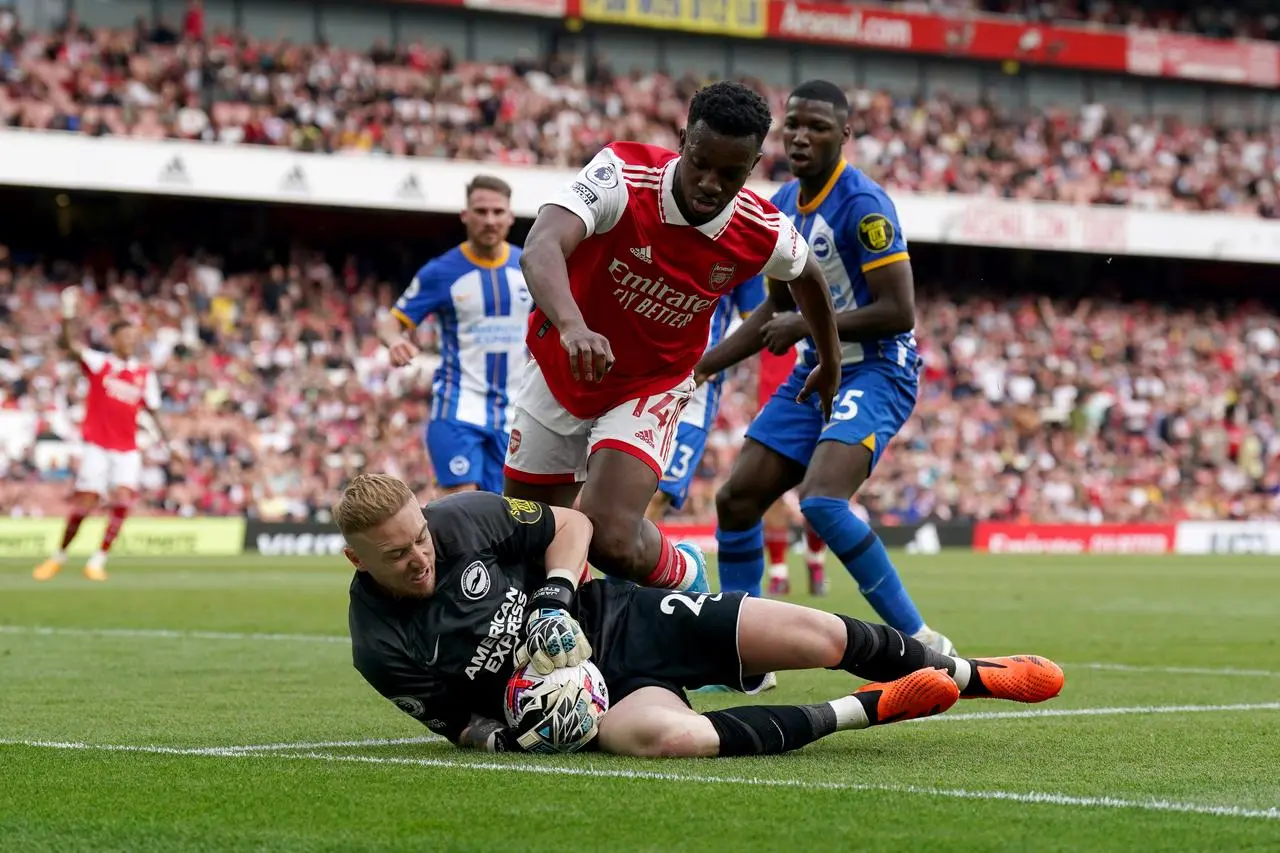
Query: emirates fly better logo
607 258 715 329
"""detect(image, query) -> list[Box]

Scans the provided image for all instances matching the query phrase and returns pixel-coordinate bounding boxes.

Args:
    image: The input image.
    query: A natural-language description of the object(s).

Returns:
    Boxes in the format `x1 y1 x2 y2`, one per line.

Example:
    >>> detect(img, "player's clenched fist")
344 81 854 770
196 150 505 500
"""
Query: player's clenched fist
516 607 593 675
559 323 614 383
798 361 840 422
386 336 421 368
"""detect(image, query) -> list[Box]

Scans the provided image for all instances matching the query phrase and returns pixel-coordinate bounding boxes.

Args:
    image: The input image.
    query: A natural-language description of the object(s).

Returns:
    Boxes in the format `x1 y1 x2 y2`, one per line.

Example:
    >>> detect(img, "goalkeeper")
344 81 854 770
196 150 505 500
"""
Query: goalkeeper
339 473 1064 757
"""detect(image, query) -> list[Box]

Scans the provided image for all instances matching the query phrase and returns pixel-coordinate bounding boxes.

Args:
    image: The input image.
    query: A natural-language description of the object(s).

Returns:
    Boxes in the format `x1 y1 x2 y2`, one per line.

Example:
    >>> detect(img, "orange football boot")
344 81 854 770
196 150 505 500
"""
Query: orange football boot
32 558 62 581
963 656 1065 703
855 667 960 725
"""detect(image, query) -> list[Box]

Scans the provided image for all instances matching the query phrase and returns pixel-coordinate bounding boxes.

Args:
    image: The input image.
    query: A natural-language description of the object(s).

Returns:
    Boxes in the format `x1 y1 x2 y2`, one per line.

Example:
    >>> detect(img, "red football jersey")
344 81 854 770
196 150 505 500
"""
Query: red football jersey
80 349 161 452
528 142 809 419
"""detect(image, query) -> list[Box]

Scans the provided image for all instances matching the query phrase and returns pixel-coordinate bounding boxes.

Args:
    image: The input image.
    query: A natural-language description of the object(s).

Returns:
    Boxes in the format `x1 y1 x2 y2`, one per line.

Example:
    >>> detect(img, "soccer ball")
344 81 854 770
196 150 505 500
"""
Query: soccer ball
503 659 610 731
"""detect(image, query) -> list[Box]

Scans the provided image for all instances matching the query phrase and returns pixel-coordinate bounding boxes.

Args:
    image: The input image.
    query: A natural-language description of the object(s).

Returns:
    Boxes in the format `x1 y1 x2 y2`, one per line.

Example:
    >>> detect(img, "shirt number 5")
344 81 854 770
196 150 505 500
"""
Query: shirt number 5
833 389 865 421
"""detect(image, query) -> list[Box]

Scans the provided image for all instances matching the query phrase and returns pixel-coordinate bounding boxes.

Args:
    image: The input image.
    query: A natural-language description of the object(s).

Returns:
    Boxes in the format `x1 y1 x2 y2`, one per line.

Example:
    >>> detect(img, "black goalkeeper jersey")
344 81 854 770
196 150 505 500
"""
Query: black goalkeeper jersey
348 491 630 742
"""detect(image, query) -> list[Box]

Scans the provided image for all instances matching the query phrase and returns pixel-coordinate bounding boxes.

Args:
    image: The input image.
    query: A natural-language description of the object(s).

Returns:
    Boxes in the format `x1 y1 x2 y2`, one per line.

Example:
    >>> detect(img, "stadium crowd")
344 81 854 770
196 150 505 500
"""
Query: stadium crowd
1 17 1277 218
2 247 1277 525
906 1 1280 42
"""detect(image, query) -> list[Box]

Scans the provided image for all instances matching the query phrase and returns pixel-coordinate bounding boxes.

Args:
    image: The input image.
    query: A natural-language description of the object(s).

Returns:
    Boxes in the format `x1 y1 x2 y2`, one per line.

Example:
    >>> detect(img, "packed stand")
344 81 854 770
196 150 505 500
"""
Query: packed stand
1 17 1277 217
2 247 1277 524
902 1 1280 42
0 245 439 522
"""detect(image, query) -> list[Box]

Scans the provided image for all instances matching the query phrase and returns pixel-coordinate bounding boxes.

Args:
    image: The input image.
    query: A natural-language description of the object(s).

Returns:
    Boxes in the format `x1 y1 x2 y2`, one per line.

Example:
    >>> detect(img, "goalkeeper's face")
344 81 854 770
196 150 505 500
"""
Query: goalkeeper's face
344 500 438 599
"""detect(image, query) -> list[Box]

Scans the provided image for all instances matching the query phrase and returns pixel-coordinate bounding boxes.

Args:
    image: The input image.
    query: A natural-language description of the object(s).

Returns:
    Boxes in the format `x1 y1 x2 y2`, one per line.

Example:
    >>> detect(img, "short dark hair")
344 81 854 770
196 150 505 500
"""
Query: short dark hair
109 320 131 335
466 174 512 201
686 81 773 146
789 80 849 115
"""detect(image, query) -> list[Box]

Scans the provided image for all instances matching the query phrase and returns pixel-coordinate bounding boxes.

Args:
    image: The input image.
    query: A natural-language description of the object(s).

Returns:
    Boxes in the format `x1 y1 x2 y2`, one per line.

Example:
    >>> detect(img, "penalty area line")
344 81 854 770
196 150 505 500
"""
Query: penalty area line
0 739 1275 822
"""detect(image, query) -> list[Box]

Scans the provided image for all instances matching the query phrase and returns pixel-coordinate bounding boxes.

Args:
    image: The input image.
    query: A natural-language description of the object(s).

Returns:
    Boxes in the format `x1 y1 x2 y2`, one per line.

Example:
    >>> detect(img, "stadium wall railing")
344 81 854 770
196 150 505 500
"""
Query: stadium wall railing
2 130 1279 263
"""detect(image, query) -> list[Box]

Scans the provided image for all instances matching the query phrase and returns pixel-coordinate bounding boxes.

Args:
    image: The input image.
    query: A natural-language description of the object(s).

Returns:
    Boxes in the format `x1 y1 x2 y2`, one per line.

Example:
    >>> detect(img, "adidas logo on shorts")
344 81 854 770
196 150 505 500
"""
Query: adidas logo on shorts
633 429 656 448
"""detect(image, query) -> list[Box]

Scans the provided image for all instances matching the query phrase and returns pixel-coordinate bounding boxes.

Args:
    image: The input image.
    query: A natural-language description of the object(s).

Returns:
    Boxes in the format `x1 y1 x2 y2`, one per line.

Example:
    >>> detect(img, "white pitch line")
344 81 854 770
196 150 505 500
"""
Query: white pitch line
1 738 1275 822
1066 661 1280 679
0 736 441 755
5 624 1280 682
216 736 441 752
280 751 1280 821
923 702 1280 723
0 739 254 756
0 625 345 644
104 705 1280 753
6 702 1273 757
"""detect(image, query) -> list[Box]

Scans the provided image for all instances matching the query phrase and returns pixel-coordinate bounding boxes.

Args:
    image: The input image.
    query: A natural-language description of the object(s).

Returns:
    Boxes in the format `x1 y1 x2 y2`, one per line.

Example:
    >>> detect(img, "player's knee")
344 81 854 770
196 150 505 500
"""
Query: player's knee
715 481 759 529
626 718 716 758
807 610 849 668
583 507 642 565
795 477 844 504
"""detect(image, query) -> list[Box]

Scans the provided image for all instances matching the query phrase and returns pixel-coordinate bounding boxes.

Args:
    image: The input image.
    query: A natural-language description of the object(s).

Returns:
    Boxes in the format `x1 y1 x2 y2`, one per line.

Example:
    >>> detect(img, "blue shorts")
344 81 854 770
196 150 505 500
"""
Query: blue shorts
425 419 508 493
657 423 708 510
745 358 918 473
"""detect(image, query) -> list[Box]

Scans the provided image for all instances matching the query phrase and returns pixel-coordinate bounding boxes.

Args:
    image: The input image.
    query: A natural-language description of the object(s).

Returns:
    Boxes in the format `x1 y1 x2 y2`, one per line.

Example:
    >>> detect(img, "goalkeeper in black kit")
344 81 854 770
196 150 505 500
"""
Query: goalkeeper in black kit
339 473 1064 757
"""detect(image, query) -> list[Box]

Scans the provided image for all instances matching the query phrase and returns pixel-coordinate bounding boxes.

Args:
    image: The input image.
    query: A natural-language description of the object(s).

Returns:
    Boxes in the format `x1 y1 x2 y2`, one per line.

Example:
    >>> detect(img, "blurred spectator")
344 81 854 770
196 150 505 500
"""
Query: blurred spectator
896 1 1280 43
0 22 1276 217
1 246 1276 523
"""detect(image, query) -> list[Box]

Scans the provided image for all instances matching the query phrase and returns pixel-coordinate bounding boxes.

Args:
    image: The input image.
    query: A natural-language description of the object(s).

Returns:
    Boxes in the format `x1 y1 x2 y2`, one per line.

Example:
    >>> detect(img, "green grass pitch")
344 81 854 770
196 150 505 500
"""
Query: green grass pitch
2 552 1278 852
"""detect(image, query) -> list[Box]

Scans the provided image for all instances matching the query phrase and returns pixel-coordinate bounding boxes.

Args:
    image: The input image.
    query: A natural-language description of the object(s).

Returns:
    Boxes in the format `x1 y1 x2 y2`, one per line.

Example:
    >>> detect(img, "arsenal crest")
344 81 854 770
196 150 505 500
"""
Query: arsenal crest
709 261 737 291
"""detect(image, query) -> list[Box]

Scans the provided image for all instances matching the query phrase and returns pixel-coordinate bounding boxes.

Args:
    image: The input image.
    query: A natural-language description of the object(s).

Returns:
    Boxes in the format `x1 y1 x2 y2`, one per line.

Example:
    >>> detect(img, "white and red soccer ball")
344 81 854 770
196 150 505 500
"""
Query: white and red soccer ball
504 660 610 731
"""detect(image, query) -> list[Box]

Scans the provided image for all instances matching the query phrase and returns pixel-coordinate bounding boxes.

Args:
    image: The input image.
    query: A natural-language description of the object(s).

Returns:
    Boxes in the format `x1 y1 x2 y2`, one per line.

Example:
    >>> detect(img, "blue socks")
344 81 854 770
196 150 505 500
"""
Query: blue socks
716 523 764 597
717 500 927 637
799 496 924 634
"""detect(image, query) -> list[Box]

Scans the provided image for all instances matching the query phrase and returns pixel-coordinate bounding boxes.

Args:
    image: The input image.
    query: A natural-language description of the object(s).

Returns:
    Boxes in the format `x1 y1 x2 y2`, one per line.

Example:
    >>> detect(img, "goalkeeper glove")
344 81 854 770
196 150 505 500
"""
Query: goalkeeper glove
515 577 592 675
515 680 600 754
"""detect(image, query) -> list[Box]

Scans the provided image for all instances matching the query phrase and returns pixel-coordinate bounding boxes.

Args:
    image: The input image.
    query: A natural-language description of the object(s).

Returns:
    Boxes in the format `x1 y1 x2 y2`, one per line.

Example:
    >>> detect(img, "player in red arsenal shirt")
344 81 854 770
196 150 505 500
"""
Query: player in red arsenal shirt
33 288 168 582
504 82 842 592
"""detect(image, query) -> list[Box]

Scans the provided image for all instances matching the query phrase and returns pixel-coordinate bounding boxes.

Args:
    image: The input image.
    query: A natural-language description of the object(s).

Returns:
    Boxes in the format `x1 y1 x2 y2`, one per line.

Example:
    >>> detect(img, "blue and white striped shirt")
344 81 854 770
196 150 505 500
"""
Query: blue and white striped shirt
392 243 531 432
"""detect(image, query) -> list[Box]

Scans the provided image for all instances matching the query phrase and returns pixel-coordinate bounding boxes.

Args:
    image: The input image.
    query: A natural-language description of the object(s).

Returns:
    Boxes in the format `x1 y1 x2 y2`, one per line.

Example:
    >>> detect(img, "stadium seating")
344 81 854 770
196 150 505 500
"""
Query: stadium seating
892 1 1280 42
1 21 1277 217
2 250 1276 523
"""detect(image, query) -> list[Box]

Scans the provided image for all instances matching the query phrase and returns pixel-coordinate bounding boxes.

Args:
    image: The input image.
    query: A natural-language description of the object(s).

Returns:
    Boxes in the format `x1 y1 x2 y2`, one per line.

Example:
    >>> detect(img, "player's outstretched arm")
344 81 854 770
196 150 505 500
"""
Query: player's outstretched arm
515 505 594 675
830 260 915 341
780 254 841 365
56 287 87 362
694 294 777 381
542 505 592 588
778 255 841 419
520 206 614 382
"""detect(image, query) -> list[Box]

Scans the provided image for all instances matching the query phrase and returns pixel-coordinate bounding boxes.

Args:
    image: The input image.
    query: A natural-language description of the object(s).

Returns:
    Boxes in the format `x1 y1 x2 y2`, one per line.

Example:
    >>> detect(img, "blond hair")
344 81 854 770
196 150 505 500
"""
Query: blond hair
334 473 417 538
